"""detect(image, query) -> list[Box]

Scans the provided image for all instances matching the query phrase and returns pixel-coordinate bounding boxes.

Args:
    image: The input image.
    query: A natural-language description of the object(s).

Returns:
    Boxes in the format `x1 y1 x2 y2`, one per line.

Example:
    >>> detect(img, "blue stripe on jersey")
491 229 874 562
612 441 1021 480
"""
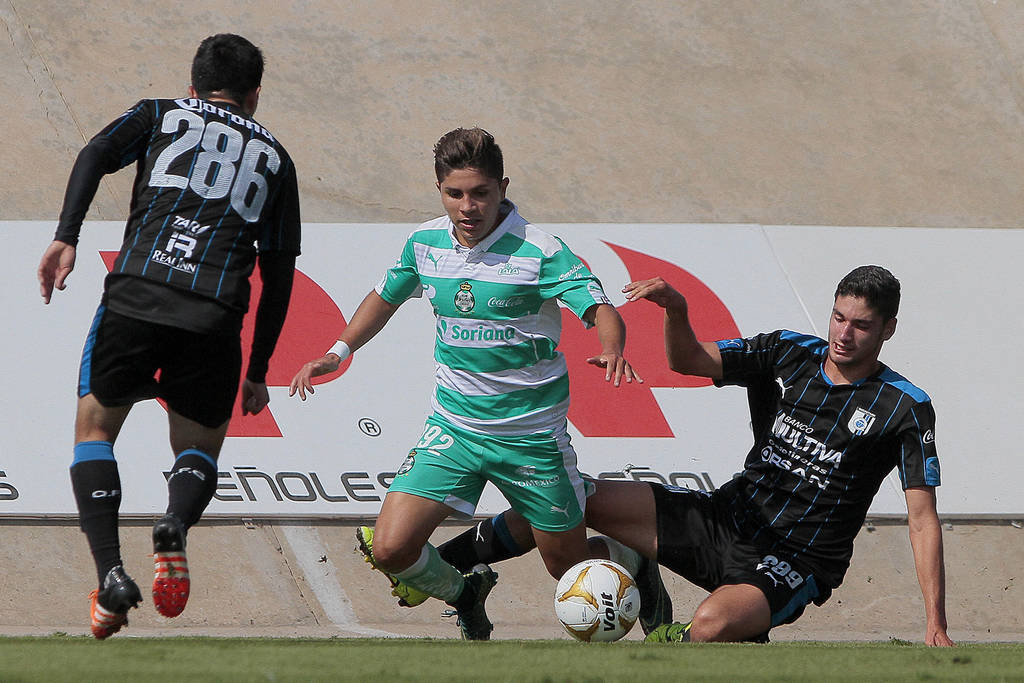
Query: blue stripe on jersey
192 209 228 289
78 304 106 397
207 125 257 294
122 102 164 268
878 367 930 403
142 108 206 277
104 101 147 136
215 220 247 299
909 407 941 486
779 330 828 353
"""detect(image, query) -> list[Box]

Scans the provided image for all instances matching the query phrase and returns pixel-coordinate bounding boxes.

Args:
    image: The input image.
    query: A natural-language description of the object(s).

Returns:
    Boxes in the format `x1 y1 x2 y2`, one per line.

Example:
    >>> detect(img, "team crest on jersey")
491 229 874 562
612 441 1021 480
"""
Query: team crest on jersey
454 282 476 314
847 407 876 436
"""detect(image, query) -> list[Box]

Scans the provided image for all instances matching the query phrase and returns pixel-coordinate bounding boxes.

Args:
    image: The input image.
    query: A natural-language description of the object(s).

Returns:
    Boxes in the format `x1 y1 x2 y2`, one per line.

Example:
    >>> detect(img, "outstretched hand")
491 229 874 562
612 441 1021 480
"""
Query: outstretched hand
585 351 643 387
289 353 343 400
622 277 686 310
38 240 77 304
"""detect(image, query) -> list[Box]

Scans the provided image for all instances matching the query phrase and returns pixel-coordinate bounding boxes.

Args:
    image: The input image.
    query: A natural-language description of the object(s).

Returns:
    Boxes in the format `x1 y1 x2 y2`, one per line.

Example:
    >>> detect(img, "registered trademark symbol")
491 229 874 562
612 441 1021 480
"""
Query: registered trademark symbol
358 418 382 437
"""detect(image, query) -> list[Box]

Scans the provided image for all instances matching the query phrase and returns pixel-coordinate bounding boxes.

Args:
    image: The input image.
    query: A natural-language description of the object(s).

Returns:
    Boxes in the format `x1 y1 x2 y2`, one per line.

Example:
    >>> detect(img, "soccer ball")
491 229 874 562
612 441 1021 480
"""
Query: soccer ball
554 559 641 642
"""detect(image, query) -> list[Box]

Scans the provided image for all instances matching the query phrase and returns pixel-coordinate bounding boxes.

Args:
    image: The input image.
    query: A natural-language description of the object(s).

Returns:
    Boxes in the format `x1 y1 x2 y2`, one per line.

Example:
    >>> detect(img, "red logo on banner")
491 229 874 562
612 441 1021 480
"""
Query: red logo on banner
101 241 737 439
99 252 348 437
560 242 740 437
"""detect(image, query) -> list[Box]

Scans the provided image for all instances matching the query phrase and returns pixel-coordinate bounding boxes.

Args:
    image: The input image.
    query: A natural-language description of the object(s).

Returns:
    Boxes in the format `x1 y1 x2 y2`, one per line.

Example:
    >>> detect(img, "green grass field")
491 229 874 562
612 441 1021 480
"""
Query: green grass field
0 637 1022 682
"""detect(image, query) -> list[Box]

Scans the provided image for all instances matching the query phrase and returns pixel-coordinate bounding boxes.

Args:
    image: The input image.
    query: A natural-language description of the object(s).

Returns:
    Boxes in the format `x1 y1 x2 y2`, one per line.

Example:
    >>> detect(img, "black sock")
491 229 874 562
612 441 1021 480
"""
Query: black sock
438 512 526 571
165 449 218 529
70 444 123 586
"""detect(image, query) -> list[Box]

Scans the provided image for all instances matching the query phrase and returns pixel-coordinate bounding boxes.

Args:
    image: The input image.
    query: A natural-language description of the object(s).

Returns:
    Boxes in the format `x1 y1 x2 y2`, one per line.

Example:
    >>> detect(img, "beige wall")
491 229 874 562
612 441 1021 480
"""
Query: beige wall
2 1 1021 227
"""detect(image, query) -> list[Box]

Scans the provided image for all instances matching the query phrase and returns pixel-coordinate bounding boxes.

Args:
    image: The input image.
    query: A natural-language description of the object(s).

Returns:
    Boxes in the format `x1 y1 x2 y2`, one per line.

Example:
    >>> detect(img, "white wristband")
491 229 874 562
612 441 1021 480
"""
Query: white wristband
328 340 351 362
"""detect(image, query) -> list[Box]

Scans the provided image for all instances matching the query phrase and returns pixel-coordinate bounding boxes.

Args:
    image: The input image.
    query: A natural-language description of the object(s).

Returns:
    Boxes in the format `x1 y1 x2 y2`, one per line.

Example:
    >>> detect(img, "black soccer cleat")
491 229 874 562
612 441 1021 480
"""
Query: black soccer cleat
89 565 142 639
449 566 498 641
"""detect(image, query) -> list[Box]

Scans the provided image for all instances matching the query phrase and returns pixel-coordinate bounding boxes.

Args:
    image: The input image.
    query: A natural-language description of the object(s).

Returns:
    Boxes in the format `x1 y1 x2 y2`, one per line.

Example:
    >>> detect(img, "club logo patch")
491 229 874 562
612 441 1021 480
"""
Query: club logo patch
397 452 416 476
454 282 475 314
847 407 876 436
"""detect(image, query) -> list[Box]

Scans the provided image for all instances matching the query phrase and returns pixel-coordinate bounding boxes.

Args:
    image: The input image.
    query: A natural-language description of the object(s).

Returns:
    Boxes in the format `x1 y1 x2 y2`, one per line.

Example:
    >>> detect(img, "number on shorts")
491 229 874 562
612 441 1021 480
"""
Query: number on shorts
416 424 454 454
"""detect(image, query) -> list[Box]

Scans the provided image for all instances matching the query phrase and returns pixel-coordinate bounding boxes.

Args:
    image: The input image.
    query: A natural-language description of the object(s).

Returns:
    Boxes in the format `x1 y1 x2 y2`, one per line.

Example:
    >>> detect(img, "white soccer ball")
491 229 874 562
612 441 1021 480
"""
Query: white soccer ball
554 559 641 642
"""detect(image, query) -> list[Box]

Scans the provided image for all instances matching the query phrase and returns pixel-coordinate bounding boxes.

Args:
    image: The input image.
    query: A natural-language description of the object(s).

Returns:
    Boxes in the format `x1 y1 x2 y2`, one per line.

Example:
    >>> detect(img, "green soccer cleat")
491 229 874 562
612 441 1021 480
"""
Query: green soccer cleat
644 620 693 643
355 526 431 608
635 555 673 635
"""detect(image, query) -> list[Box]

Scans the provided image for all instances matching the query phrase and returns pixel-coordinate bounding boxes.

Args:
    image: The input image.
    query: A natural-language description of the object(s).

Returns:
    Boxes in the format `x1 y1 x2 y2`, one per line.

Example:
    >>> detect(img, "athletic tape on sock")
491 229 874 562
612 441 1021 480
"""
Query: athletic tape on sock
393 543 464 602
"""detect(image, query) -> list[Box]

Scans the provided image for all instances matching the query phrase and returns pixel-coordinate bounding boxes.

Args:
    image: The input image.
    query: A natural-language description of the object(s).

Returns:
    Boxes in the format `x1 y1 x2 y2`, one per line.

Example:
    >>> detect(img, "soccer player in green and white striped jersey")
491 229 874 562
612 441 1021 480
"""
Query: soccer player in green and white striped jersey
290 128 640 639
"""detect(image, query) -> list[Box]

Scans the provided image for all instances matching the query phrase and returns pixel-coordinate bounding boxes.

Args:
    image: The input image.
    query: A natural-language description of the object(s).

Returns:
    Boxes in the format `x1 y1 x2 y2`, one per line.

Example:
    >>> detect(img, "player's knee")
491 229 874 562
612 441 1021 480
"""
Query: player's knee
538 547 580 580
688 602 733 642
370 534 418 573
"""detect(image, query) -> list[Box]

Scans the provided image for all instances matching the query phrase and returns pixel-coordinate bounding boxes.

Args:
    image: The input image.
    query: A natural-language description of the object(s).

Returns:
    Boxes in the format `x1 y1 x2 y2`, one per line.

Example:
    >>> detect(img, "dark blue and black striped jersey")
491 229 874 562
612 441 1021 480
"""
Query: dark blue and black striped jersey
714 330 940 587
55 97 300 331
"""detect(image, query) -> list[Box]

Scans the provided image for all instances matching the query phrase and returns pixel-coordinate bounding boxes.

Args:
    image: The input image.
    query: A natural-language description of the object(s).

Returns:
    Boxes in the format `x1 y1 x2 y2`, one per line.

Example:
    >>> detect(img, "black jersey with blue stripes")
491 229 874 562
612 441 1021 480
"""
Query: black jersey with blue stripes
714 330 940 587
60 97 300 319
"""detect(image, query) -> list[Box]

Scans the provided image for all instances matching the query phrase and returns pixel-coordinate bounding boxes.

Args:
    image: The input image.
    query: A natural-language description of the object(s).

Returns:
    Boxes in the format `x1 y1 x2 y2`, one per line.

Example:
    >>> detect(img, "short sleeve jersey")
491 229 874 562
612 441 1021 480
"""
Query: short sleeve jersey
714 330 940 587
376 201 611 435
75 98 300 329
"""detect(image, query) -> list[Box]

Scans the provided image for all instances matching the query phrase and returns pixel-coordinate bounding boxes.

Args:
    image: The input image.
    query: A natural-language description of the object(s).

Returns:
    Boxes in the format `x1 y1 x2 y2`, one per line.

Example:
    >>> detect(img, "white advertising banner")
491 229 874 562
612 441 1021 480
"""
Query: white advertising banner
3 221 1020 517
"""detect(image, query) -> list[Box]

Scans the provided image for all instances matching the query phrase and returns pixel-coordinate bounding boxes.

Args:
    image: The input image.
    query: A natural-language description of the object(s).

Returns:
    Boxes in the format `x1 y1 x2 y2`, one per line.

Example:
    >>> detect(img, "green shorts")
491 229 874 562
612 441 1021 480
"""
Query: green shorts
387 414 586 532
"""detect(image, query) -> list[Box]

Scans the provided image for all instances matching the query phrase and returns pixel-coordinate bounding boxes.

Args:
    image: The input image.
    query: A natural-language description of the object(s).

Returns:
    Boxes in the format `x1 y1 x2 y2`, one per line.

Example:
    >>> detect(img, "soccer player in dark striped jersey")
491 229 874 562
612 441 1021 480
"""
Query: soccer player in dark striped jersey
425 265 954 646
36 34 300 639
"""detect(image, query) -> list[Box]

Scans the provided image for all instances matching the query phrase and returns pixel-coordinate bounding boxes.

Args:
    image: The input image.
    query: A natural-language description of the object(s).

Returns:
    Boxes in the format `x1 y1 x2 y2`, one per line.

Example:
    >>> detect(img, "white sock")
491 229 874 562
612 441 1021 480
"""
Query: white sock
596 535 642 577
392 543 465 602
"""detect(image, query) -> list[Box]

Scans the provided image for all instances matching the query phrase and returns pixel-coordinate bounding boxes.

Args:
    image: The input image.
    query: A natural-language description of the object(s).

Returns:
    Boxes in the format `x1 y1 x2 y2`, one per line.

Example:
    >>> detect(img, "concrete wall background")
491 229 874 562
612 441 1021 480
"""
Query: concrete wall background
1 1 1021 640
3 1 1022 227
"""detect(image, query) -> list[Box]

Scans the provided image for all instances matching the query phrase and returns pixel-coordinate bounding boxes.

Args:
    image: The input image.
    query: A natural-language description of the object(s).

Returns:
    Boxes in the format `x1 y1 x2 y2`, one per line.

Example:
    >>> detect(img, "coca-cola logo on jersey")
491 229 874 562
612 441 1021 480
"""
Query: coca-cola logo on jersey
102 241 739 439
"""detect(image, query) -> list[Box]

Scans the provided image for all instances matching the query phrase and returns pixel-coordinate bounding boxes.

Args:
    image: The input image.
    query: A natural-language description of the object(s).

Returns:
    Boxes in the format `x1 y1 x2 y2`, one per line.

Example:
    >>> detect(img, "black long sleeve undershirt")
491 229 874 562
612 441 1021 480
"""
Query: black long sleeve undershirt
54 137 122 246
246 251 296 383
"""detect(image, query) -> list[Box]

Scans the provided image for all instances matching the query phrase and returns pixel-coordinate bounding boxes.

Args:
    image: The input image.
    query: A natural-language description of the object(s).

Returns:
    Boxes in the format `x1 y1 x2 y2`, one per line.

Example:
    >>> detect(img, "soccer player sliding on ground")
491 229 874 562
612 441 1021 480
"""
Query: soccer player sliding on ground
380 267 955 646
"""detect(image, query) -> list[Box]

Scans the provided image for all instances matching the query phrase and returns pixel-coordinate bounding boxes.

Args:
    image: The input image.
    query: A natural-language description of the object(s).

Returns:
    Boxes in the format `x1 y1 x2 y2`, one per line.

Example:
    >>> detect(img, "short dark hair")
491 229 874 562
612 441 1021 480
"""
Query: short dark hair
834 265 901 320
433 128 504 182
191 34 264 103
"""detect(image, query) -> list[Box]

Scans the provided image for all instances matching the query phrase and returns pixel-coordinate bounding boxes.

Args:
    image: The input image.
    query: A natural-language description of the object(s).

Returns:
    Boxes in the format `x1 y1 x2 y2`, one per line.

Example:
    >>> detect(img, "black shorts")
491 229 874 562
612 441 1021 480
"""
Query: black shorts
78 306 241 428
651 483 832 629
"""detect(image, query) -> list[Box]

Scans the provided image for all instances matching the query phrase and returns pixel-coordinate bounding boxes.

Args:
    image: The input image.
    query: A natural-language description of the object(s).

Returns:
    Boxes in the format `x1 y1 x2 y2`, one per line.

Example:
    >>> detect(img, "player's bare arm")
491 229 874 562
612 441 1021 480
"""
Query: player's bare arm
289 290 400 400
905 486 955 647
583 303 642 386
623 277 722 379
37 240 77 304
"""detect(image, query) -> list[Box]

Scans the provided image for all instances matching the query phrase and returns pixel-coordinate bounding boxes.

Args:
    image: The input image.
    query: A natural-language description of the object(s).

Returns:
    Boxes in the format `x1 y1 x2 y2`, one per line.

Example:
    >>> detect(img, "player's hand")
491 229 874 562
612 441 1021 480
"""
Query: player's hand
585 352 643 387
241 379 270 415
622 277 686 310
288 354 342 401
38 240 77 304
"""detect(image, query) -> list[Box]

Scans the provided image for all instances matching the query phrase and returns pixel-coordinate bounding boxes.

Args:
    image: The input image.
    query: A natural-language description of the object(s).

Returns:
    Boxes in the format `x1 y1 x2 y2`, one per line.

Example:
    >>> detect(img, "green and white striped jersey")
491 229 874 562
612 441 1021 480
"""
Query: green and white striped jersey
375 201 610 436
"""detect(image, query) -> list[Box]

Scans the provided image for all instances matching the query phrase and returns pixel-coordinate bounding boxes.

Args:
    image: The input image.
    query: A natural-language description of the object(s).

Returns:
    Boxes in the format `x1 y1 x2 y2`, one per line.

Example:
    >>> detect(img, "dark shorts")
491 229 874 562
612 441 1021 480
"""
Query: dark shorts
651 483 832 629
78 306 241 428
